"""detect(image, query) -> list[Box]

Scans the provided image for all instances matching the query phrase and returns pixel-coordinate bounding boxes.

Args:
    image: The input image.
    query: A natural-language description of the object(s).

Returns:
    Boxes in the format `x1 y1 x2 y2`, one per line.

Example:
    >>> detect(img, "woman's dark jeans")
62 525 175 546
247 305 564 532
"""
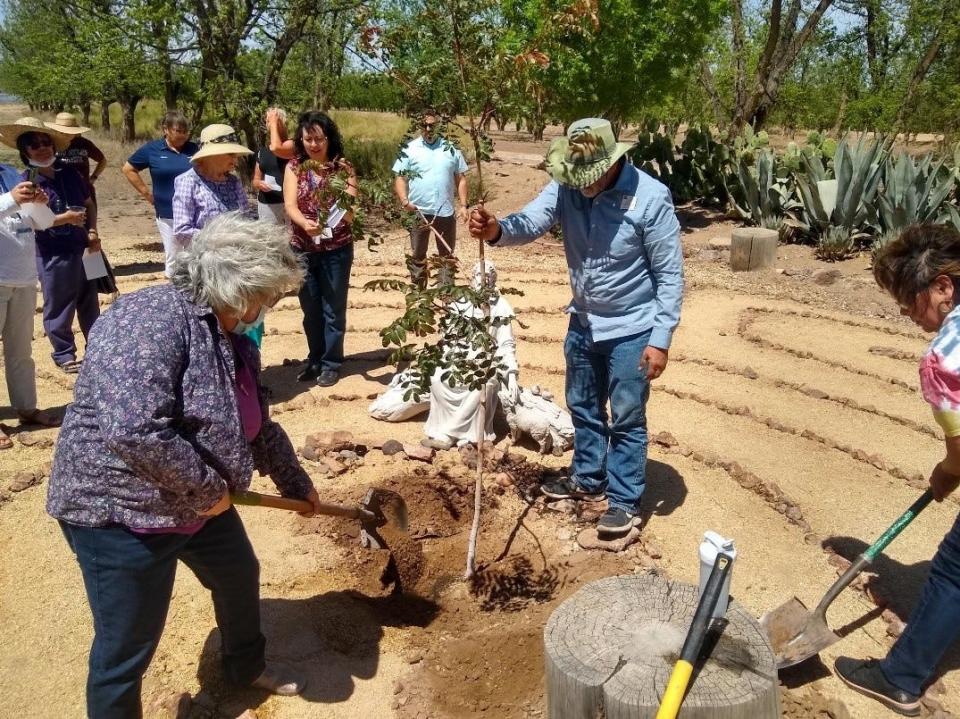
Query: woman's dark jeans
60 508 265 718
298 243 353 371
881 510 960 695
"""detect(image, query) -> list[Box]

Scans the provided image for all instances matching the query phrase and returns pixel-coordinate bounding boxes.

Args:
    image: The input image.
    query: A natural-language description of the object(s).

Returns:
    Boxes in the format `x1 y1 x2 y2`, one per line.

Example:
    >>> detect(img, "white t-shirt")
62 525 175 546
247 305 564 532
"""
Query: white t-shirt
392 136 468 217
0 189 39 286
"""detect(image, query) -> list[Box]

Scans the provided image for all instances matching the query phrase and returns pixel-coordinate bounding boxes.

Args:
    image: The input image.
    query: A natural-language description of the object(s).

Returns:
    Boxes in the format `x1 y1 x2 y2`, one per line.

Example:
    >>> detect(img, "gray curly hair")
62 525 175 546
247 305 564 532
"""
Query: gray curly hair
171 212 304 315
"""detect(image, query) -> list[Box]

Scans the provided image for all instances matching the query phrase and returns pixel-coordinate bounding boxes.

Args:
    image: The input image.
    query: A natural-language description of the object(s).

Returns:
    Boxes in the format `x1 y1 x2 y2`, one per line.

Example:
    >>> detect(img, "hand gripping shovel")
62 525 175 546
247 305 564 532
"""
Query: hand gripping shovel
760 488 934 670
656 552 734 719
231 487 408 550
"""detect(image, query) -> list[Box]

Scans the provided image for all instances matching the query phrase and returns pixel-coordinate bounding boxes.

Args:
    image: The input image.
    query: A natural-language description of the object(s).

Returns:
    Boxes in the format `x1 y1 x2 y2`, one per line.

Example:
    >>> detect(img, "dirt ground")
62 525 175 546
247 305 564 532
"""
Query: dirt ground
1 107 958 718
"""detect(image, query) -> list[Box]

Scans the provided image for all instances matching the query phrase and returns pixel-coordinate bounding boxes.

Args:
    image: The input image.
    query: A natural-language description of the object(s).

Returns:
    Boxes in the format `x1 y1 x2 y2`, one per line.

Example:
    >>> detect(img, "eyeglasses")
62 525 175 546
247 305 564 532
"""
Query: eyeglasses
203 132 240 146
27 137 54 149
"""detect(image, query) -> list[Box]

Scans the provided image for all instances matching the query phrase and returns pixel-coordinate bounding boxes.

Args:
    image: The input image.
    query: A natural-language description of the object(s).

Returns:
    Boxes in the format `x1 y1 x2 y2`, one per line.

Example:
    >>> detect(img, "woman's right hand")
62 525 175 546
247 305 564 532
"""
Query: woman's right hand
254 179 273 193
200 488 232 516
930 463 960 502
59 209 87 227
302 219 322 236
142 190 155 206
10 181 37 205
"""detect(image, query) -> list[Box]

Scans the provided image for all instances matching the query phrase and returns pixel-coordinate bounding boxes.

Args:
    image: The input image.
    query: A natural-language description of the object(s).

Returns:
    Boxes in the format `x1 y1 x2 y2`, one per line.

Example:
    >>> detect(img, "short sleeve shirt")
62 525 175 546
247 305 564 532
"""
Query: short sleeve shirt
920 306 960 437
58 136 105 183
24 163 90 256
391 136 468 217
256 148 288 205
127 139 199 219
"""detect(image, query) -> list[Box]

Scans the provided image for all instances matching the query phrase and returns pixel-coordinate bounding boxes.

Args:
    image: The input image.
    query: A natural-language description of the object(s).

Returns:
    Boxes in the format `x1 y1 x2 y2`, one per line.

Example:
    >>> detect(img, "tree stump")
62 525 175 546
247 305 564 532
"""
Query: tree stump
729 228 779 272
544 575 779 718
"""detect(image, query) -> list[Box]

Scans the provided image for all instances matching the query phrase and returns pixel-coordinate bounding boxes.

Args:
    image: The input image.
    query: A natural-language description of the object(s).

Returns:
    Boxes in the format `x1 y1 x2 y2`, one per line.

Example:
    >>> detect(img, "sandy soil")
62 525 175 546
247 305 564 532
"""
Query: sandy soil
0 107 957 718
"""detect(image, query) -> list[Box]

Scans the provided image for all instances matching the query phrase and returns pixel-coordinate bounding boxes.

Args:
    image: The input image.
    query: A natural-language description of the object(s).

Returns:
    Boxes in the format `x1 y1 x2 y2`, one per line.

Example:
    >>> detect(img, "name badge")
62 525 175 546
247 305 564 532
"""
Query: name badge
620 195 636 211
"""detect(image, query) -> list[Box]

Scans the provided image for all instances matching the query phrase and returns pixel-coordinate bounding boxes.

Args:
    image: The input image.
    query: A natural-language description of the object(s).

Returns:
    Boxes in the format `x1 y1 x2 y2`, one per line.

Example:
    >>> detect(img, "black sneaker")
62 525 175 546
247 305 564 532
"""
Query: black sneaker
297 363 322 382
597 507 639 536
834 657 921 717
316 369 339 387
540 476 605 502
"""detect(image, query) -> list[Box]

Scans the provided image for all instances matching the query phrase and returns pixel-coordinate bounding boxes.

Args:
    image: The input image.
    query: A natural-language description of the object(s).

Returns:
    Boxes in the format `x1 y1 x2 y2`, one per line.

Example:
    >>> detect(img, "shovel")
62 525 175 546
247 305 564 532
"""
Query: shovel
760 488 933 669
231 486 408 551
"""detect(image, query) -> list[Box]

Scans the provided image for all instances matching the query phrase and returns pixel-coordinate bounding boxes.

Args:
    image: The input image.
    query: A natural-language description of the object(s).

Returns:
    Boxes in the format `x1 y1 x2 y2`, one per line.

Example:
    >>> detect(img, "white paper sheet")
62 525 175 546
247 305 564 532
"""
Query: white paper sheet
83 249 108 280
17 201 55 230
263 174 282 192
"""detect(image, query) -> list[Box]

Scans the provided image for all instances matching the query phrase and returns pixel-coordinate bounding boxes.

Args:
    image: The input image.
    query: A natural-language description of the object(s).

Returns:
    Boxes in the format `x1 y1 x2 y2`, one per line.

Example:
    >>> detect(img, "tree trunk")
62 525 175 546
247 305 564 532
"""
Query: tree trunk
80 101 92 127
894 27 944 134
544 574 779 718
118 95 140 142
100 101 112 131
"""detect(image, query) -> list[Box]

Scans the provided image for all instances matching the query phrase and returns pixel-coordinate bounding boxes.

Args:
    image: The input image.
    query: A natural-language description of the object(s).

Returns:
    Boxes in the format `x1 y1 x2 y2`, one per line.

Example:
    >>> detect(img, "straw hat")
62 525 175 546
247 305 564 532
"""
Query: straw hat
0 116 72 152
544 118 636 189
191 124 252 162
44 112 90 135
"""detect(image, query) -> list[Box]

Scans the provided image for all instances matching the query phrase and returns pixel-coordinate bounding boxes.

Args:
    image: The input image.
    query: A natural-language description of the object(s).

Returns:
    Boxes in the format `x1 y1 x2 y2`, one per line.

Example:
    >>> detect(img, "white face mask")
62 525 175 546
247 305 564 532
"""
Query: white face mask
28 156 56 168
232 306 268 335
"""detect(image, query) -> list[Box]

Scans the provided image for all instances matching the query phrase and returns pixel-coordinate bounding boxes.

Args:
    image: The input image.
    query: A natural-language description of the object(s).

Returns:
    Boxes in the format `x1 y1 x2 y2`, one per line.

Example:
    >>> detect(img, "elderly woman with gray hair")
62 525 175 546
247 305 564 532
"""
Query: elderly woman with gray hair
46 212 320 716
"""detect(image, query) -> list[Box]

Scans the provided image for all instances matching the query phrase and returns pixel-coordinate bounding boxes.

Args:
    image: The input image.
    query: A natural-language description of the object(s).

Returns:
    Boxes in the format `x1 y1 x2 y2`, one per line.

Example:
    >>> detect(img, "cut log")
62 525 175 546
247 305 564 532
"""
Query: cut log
730 228 779 272
544 574 779 718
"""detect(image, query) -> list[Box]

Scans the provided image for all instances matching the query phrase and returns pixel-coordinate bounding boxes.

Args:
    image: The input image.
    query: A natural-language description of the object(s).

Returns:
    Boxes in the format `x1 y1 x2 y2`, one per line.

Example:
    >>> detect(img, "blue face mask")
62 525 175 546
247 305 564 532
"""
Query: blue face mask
232 306 268 335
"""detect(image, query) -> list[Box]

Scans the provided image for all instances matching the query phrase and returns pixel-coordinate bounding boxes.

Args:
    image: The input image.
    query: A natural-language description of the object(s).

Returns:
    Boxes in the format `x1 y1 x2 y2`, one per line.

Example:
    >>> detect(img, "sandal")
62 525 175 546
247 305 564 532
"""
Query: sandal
17 409 62 427
58 359 82 375
250 665 306 696
0 428 11 450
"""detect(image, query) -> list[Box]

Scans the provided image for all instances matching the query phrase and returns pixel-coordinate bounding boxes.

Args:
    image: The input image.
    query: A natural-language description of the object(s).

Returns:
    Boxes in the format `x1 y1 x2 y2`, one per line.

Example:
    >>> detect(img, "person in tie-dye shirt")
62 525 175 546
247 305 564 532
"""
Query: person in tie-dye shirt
836 223 960 716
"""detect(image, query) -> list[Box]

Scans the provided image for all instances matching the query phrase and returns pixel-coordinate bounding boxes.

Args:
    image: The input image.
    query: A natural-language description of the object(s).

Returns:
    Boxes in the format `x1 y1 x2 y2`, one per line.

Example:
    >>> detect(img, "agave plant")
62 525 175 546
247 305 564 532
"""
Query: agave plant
816 226 858 261
727 149 795 229
876 151 959 238
790 136 888 245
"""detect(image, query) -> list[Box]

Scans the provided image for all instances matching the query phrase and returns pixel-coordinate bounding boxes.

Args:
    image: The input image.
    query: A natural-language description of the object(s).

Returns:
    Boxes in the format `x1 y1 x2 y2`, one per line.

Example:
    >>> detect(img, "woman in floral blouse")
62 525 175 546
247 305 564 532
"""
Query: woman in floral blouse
283 110 357 388
47 213 320 717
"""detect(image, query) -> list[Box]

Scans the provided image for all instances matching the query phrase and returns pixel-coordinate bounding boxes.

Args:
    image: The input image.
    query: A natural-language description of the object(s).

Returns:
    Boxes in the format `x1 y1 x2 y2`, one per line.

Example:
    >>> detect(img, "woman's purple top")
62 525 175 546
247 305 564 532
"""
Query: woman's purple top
47 284 313 529
22 162 90 256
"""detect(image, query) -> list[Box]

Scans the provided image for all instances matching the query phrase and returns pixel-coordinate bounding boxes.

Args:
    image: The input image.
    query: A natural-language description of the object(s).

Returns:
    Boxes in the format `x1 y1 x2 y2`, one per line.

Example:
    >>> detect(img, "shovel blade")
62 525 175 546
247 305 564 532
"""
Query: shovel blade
760 597 841 669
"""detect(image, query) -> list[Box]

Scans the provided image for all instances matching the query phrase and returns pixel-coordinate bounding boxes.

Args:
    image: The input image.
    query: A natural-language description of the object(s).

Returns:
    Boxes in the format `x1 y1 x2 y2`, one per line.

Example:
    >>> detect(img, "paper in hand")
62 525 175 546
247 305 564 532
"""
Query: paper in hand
82 249 108 280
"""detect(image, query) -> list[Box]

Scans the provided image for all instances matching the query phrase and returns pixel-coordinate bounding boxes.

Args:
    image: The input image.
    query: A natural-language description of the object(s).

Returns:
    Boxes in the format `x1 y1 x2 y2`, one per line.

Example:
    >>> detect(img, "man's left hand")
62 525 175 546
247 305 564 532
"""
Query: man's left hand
640 346 668 380
456 205 469 223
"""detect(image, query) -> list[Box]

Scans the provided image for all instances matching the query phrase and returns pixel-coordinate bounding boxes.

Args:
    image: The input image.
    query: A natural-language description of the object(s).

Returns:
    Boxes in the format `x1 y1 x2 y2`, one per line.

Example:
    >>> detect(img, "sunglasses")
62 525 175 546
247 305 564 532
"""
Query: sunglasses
203 132 240 146
27 137 54 150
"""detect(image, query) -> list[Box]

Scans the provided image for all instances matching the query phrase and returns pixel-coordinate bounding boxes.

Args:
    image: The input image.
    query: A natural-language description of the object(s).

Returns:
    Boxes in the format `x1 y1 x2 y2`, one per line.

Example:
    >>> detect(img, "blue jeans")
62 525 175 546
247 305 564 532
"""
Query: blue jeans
881 511 960 696
59 508 265 718
564 317 651 513
299 243 353 371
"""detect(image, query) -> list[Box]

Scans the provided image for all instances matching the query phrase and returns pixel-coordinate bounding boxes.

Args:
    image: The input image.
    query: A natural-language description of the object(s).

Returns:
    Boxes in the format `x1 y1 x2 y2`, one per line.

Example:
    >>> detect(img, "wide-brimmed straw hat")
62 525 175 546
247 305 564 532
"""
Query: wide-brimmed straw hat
544 118 636 189
191 124 252 162
44 112 90 135
0 116 72 152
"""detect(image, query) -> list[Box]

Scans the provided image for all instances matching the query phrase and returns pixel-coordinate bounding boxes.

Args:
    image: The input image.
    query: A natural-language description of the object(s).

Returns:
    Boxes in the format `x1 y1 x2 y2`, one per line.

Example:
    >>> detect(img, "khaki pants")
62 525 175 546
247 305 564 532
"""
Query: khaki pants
0 284 37 412
408 214 456 287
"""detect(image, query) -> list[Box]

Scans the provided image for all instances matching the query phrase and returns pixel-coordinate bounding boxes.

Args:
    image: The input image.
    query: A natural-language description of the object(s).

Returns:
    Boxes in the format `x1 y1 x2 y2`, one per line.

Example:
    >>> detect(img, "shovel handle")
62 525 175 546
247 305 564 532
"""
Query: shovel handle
813 488 934 619
231 490 378 521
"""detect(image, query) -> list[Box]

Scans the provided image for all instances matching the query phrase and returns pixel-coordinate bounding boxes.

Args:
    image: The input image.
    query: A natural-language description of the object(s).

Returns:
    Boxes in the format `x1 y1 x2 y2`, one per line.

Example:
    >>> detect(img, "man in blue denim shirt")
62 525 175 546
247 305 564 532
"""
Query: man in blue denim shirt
470 118 683 536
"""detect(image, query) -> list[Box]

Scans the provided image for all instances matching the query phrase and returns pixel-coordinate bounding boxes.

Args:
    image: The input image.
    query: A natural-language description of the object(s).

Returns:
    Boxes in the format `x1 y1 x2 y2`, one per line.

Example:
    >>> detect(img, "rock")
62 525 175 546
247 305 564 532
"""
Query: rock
9 470 40 492
708 236 732 250
339 449 359 462
650 431 678 448
742 366 759 380
698 249 722 262
812 268 843 286
827 553 852 572
16 432 52 448
576 525 642 552
403 443 435 462
322 458 348 475
404 650 423 664
282 358 300 366
782 268 797 276
785 506 803 522
882 609 906 638
235 711 258 719
382 439 405 456
308 388 331 406
147 691 191 719
301 445 320 462
495 472 514 487
306 430 355 453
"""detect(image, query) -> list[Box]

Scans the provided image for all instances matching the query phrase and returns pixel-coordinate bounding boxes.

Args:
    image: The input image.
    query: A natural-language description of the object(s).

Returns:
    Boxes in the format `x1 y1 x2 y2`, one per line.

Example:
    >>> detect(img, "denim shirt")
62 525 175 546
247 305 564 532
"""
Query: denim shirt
47 284 313 528
496 162 683 348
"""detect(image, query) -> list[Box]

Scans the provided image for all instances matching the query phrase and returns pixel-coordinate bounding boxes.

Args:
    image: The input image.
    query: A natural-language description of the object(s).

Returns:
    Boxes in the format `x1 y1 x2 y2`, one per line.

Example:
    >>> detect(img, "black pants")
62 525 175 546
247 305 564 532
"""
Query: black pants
60 508 265 718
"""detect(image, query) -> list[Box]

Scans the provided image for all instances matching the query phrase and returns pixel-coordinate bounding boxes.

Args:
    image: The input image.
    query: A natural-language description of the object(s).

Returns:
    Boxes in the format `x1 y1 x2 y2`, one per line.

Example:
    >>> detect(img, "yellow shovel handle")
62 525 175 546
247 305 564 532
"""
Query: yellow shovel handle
656 660 694 719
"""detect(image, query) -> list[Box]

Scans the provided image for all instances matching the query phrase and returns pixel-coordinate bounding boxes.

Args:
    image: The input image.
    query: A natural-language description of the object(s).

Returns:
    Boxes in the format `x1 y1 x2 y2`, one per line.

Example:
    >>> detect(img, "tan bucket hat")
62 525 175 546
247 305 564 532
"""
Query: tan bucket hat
191 124 252 162
544 118 636 188
0 116 72 151
44 112 90 135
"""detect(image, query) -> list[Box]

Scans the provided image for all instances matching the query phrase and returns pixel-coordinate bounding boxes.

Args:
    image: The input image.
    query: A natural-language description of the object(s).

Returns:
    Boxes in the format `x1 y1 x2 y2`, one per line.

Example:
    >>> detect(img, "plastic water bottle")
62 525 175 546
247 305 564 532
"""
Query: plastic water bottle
698 531 737 619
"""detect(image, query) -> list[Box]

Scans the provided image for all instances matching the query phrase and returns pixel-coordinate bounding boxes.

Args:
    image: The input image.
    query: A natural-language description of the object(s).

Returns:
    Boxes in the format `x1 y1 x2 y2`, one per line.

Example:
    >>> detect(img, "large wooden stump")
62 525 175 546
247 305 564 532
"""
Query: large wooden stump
544 575 779 718
730 228 778 272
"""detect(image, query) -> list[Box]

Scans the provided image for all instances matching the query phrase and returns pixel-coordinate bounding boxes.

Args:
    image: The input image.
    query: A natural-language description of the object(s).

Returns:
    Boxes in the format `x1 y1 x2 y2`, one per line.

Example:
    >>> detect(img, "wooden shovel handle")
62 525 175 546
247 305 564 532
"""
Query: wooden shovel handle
231 490 375 521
